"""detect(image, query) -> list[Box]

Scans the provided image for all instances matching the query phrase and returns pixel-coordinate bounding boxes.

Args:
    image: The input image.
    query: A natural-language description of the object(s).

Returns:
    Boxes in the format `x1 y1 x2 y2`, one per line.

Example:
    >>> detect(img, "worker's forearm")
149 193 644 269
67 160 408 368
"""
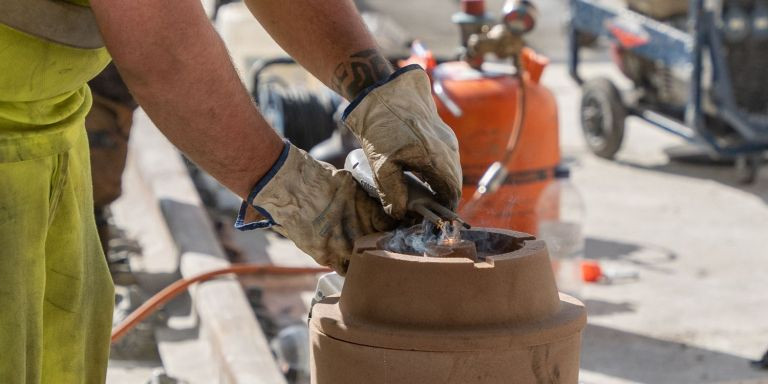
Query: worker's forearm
90 0 283 199
243 0 393 100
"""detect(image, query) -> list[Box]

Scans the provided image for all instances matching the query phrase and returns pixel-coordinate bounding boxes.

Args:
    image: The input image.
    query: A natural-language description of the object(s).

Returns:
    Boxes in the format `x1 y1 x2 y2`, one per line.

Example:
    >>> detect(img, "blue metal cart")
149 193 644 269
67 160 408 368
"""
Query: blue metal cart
569 0 768 182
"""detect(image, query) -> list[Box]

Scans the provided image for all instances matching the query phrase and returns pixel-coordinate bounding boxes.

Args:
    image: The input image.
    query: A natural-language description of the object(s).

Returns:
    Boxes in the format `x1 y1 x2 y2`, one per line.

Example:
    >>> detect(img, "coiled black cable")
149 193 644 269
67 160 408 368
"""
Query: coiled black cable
250 57 340 152
256 79 340 152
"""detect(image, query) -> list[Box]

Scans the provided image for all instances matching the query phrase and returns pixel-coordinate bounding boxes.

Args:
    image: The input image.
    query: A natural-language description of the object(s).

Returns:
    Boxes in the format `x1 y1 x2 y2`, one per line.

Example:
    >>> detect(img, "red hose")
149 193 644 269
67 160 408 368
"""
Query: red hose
111 263 331 344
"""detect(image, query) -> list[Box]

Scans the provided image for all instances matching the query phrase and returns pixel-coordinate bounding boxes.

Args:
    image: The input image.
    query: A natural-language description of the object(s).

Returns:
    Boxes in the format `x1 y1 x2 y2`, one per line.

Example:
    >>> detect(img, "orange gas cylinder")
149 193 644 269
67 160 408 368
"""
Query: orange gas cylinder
431 58 559 234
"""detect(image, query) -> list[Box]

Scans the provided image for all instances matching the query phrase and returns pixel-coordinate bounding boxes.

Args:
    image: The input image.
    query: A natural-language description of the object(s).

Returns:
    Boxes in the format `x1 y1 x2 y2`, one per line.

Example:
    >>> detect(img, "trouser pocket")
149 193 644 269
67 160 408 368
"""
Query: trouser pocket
47 151 68 226
44 149 84 313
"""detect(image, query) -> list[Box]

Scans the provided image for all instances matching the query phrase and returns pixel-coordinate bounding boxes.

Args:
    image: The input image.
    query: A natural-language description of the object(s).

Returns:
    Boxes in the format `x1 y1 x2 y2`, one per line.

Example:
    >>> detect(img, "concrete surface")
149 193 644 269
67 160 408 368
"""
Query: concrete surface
547 61 768 384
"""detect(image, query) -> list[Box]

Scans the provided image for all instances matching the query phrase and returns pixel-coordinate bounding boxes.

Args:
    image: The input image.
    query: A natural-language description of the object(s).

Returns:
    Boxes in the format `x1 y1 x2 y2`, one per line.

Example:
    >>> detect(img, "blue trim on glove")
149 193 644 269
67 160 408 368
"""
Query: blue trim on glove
234 141 291 231
341 64 423 121
234 204 279 231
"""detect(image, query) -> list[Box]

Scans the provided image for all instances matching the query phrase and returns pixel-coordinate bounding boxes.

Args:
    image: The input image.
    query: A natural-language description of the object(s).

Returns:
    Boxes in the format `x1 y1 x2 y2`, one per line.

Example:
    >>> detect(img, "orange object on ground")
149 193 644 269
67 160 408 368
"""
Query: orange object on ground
581 260 602 282
430 60 560 233
110 264 331 344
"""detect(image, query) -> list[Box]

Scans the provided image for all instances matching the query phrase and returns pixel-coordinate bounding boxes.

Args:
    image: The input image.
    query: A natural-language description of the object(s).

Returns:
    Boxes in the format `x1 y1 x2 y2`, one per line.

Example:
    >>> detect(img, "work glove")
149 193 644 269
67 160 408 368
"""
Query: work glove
236 142 395 274
343 65 463 219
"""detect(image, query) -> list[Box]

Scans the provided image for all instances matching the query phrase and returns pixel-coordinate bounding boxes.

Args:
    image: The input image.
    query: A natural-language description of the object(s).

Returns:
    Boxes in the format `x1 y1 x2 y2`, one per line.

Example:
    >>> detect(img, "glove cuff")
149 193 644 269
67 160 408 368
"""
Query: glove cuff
341 64 423 121
234 140 291 231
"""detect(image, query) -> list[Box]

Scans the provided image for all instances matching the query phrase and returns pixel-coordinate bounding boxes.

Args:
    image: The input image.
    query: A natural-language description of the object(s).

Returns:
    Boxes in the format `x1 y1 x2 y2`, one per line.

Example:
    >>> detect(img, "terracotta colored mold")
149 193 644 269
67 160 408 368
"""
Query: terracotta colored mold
310 228 587 384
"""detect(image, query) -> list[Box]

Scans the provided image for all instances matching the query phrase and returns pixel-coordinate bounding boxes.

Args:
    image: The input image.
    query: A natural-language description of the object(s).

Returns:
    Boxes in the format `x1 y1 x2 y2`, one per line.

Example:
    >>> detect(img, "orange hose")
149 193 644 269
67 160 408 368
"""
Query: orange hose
111 263 332 344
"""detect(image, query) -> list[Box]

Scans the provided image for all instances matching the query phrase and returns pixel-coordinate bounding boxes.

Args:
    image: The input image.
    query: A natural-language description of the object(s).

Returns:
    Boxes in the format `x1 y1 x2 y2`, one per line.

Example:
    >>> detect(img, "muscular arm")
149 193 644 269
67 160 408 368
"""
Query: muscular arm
243 0 394 100
90 0 283 199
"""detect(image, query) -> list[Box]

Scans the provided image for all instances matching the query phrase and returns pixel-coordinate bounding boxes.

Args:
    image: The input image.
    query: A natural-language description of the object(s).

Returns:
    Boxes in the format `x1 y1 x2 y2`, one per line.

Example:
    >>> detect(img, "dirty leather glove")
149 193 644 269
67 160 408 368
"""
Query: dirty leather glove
235 142 395 274
343 65 463 219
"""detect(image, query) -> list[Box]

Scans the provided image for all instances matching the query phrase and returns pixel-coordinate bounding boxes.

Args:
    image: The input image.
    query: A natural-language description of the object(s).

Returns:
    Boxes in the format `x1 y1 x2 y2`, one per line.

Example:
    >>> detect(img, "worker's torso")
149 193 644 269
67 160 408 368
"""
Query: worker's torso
0 0 111 162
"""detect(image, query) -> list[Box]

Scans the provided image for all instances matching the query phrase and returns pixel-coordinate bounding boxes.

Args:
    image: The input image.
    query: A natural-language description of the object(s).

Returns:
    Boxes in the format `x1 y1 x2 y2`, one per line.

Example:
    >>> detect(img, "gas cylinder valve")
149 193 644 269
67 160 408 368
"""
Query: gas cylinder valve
463 0 538 66
503 0 538 34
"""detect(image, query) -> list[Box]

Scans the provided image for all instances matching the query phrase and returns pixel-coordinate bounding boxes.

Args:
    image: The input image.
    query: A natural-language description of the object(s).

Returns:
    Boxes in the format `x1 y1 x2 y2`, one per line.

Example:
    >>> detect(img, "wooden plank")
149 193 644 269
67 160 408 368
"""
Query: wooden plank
129 110 287 384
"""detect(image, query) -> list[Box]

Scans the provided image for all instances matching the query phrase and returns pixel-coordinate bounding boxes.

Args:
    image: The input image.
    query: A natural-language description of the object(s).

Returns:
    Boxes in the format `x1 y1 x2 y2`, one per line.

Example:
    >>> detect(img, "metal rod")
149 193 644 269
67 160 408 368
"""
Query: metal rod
425 201 471 228
412 204 444 226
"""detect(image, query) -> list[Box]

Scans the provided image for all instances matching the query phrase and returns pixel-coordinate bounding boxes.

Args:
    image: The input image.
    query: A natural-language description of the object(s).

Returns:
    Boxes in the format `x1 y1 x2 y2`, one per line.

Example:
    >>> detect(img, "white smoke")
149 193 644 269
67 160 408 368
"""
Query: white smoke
385 221 439 255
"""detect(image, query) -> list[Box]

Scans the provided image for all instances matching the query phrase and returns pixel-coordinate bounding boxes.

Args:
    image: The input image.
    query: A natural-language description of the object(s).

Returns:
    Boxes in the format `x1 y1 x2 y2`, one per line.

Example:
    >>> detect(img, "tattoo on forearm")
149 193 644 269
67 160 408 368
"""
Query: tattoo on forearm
332 49 393 100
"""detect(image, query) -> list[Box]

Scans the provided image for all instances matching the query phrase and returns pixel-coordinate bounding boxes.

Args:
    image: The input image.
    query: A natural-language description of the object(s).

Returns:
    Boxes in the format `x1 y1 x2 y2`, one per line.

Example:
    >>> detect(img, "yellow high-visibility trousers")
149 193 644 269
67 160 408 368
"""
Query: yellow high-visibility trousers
0 128 114 383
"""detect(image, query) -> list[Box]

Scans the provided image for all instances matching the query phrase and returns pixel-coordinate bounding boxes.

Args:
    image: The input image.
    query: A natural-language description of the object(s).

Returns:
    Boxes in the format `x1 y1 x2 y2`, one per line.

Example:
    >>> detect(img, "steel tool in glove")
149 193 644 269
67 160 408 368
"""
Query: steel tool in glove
343 65 463 219
237 66 464 273
345 148 468 230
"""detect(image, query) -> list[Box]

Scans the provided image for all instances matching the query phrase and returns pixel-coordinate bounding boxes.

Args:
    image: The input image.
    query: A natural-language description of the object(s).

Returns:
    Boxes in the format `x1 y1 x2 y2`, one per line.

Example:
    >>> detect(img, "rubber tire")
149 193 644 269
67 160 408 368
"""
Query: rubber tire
580 78 627 159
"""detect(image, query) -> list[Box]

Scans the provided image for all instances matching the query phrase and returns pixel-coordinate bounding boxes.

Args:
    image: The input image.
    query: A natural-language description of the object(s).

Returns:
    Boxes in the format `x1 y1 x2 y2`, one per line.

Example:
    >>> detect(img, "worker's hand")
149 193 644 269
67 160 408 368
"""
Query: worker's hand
343 65 462 219
236 143 395 274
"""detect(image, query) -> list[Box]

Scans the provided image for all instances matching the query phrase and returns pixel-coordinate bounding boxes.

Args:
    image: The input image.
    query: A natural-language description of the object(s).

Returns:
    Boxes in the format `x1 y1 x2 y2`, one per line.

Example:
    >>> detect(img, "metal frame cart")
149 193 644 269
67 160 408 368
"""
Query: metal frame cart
569 0 768 182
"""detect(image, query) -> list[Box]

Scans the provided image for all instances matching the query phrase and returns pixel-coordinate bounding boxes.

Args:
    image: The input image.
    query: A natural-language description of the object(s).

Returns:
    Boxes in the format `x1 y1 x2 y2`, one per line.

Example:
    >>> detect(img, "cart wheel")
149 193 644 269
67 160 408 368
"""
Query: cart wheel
580 78 626 159
736 154 761 184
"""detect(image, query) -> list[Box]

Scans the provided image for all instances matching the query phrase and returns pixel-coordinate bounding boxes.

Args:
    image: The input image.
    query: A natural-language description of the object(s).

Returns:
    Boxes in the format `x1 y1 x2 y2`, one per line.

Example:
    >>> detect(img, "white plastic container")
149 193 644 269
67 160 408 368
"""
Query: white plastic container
536 166 585 298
